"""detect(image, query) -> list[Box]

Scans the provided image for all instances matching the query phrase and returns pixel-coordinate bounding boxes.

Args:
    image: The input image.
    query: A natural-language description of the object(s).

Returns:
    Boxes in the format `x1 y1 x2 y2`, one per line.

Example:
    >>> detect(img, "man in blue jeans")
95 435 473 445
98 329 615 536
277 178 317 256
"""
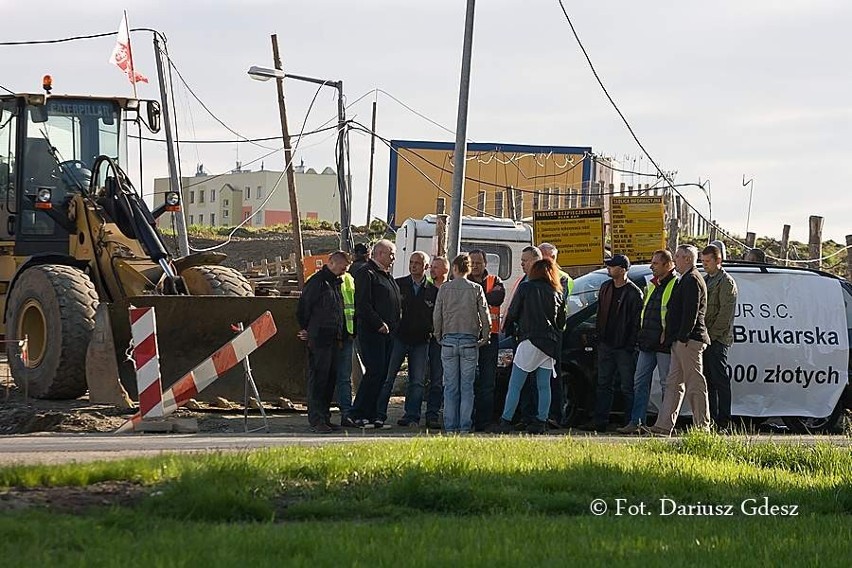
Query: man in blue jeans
376 251 437 427
618 249 677 434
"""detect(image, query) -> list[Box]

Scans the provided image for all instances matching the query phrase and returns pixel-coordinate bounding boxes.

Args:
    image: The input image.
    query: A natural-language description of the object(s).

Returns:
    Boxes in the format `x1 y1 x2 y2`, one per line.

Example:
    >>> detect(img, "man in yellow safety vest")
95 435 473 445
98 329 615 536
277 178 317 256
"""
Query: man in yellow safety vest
618 249 678 434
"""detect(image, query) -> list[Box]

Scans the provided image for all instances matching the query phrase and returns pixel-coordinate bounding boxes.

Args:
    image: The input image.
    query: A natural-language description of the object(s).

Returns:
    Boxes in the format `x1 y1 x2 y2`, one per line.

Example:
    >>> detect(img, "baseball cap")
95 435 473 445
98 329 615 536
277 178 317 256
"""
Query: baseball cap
604 254 630 269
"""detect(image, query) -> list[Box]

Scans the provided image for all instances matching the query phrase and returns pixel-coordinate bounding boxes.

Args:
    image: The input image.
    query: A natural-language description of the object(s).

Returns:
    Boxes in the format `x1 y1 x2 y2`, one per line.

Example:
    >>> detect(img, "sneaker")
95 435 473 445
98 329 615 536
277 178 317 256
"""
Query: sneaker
425 418 442 430
352 418 371 428
617 423 640 435
310 423 333 434
373 420 386 429
526 420 547 435
494 419 514 435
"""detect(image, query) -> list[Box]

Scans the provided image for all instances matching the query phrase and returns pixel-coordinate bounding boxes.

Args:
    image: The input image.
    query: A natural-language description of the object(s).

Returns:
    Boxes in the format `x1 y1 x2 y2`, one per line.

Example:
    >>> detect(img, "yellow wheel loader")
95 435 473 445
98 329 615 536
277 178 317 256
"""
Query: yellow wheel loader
0 92 307 406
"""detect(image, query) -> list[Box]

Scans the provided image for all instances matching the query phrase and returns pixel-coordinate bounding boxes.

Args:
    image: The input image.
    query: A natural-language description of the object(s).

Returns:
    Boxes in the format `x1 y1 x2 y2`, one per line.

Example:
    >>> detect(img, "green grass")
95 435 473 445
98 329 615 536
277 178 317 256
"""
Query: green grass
1 433 850 565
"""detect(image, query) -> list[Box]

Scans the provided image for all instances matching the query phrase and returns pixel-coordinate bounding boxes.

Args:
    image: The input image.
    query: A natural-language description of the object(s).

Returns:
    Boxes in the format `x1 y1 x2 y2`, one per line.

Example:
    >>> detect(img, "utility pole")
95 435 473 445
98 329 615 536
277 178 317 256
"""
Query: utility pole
153 33 189 257
270 34 305 289
366 100 377 229
336 83 353 253
447 0 476 261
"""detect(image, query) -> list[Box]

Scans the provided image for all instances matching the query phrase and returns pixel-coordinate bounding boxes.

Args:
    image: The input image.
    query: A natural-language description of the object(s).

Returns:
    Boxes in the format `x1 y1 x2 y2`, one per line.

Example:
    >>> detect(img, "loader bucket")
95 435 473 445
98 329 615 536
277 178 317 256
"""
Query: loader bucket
95 296 307 404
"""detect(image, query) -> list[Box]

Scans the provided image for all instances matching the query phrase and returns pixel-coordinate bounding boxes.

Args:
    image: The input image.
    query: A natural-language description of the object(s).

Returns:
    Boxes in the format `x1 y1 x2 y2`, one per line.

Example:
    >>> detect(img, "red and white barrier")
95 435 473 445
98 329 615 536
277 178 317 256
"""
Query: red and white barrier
129 306 164 418
116 310 278 433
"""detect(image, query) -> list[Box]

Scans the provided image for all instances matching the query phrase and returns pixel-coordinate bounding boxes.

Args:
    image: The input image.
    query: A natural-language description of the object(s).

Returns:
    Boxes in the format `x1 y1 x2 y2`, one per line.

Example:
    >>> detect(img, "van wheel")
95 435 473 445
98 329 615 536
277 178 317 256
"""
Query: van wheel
782 402 844 434
6 264 99 399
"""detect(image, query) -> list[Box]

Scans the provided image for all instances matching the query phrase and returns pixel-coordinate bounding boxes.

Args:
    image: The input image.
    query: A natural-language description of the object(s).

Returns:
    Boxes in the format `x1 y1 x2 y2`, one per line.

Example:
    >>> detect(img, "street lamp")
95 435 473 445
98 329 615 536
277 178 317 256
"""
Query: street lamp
742 175 754 237
247 66 353 253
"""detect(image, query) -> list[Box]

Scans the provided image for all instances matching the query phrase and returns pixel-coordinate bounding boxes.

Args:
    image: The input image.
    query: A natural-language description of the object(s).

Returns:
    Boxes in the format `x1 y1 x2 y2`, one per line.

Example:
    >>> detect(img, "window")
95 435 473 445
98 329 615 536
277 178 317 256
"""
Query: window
198 214 204 224
246 186 251 199
256 186 263 200
223 209 229 218
460 242 512 281
210 213 216 226
223 199 229 207
494 191 505 218
211 189 216 202
543 189 551 210
532 191 540 211
189 191 195 204
199 190 205 203
477 190 486 215
189 215 194 224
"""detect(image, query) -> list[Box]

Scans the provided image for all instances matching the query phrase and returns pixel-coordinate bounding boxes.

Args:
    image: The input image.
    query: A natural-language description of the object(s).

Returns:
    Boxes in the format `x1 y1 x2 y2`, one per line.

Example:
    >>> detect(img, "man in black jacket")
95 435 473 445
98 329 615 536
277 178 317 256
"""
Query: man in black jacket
297 251 351 433
649 244 712 436
581 254 643 433
376 251 438 427
350 239 402 427
468 249 506 432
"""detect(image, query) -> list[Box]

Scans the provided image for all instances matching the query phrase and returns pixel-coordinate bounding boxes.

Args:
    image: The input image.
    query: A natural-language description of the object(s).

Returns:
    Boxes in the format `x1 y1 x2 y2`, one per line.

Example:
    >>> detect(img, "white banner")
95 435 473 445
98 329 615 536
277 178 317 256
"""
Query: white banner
651 272 848 418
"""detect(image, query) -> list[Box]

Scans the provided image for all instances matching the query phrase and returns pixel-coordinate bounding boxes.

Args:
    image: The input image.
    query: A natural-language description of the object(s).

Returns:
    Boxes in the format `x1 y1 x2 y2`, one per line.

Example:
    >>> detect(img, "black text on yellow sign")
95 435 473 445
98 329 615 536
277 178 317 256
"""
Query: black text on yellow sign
533 208 604 267
610 196 665 263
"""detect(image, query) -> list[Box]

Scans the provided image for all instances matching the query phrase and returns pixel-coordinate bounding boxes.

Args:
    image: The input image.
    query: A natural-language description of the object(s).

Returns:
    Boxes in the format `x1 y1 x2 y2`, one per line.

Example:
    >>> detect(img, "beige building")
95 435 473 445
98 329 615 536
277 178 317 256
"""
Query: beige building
153 163 341 227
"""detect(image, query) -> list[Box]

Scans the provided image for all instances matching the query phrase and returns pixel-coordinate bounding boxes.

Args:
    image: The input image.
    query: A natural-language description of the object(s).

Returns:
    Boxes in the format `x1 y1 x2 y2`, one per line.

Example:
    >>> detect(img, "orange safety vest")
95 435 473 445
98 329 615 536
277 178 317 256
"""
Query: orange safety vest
484 275 501 334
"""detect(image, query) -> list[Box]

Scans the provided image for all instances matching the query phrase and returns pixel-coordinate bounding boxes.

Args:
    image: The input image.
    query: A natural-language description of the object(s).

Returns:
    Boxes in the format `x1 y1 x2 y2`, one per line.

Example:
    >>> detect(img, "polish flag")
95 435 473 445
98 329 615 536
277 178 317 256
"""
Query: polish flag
108 13 148 84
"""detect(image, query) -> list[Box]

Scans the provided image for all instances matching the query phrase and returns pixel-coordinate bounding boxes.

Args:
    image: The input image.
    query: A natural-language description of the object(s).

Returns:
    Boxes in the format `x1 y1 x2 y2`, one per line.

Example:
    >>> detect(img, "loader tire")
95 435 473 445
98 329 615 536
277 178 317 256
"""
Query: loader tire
6 264 99 399
181 265 254 297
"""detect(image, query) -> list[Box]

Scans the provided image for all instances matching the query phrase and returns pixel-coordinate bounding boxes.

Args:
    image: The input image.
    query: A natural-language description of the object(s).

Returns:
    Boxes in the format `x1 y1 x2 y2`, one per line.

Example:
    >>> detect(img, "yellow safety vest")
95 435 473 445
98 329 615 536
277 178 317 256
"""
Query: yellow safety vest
641 276 676 328
341 271 355 335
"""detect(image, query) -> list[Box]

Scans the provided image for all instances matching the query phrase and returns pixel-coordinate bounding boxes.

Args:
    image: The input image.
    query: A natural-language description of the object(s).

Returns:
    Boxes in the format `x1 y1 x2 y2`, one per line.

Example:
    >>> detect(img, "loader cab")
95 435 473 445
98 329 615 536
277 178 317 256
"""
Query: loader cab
0 94 145 256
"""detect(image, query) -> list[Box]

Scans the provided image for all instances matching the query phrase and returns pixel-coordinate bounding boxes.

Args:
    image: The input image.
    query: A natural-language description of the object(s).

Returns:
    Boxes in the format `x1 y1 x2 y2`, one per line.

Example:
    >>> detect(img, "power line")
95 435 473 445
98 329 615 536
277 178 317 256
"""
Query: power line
129 122 344 144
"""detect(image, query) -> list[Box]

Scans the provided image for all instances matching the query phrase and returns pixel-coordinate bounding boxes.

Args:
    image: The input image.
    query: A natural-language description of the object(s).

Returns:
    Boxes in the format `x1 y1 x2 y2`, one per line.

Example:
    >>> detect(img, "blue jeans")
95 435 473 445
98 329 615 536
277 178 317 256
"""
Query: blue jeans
351 330 393 422
377 338 428 422
335 337 354 419
629 349 671 426
502 364 551 423
425 339 444 421
594 343 637 426
474 334 499 430
440 333 479 433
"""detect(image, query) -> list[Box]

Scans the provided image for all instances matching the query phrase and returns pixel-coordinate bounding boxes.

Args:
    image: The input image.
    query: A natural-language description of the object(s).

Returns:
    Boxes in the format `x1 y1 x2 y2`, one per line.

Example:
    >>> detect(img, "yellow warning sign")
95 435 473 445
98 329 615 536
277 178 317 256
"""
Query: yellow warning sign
610 196 666 263
533 208 604 267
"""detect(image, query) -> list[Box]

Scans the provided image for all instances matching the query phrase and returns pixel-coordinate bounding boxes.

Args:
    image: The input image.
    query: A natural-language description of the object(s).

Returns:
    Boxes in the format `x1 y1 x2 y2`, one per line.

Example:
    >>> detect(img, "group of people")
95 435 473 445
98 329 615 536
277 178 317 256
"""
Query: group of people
296 239 577 434
579 243 738 435
297 237 738 436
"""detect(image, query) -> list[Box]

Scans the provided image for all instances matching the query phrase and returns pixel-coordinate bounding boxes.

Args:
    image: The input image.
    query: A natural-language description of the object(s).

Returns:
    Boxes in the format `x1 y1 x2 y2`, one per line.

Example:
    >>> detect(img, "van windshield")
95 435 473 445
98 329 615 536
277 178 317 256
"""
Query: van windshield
567 270 610 312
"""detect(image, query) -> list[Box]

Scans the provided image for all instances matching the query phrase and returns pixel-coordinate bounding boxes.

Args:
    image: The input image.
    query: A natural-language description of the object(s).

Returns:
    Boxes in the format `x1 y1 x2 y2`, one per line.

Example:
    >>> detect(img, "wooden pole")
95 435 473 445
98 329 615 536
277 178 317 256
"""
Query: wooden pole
270 34 305 289
667 217 679 253
506 185 517 221
709 220 718 242
808 215 824 270
366 100 377 229
846 235 852 282
781 224 791 266
435 214 449 257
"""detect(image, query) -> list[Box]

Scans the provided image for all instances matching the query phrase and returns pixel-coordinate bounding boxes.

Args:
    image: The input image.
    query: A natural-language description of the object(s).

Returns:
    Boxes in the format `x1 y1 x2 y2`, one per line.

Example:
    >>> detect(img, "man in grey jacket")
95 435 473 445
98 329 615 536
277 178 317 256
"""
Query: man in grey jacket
701 244 738 431
433 253 491 433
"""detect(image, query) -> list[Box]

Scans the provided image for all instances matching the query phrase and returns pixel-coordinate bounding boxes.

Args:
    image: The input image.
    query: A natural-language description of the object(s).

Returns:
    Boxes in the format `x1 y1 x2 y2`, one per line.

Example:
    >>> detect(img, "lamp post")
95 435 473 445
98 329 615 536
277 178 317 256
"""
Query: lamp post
248 64 352 253
742 175 754 238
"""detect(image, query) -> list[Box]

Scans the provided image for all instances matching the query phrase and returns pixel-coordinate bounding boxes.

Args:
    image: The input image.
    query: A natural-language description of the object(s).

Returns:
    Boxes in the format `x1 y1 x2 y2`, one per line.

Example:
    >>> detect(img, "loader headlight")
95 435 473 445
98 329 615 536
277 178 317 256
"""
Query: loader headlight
165 191 181 212
35 187 52 209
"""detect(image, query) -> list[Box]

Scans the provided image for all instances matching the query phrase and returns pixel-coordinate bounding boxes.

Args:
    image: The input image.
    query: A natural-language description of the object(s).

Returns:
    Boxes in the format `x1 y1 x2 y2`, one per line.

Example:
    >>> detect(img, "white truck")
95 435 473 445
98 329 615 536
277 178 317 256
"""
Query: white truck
393 215 533 292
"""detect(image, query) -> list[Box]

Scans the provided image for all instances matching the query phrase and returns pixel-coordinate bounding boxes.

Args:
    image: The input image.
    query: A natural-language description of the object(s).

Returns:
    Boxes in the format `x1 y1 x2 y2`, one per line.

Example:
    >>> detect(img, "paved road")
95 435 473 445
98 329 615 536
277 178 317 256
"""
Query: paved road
0 432 848 465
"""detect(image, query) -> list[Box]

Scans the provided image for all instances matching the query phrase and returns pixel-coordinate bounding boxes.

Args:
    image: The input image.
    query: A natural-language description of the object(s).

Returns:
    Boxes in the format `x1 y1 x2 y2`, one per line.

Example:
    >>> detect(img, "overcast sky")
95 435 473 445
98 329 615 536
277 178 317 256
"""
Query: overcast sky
3 0 851 243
